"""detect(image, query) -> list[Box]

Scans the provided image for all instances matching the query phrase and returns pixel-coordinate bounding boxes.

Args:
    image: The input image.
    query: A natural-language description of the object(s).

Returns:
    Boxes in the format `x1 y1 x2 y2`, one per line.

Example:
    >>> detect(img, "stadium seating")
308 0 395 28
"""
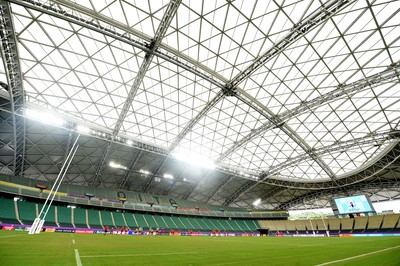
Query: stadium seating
153 215 168 229
0 198 19 224
381 213 400 230
366 215 384 231
18 201 37 225
73 207 88 228
100 210 115 228
123 213 138 229
133 213 149 228
163 216 179 229
38 203 57 226
327 218 340 232
340 218 354 232
273 220 287 231
353 216 368 231
57 205 73 227
87 209 102 229
112 212 127 228
143 214 159 228
230 219 245 231
283 220 296 232
172 216 187 229
294 220 307 232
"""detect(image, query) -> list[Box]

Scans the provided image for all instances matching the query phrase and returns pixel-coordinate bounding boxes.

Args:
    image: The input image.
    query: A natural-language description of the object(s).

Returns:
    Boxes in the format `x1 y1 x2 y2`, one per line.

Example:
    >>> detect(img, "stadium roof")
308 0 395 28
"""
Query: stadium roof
0 0 399 210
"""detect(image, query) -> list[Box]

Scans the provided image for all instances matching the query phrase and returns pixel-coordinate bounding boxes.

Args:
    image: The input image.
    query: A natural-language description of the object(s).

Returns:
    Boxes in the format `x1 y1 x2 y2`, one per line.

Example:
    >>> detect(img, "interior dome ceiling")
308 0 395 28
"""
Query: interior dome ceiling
0 0 399 209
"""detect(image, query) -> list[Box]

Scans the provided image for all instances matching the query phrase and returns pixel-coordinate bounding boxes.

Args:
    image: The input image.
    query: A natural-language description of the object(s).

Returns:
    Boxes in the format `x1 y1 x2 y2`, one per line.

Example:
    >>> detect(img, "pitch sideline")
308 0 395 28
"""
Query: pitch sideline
315 245 400 266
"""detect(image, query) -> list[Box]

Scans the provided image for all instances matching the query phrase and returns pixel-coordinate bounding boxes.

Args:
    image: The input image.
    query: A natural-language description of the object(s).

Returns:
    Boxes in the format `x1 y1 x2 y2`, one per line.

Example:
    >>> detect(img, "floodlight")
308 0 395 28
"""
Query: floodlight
76 125 90 134
26 108 65 126
172 151 215 169
253 198 261 206
164 174 174 179
140 169 150 175
109 161 127 170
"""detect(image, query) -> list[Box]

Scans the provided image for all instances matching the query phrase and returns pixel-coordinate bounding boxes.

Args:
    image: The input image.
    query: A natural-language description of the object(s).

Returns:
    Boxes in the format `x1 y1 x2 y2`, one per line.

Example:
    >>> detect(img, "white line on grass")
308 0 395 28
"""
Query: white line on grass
75 249 82 266
81 251 197 258
72 239 75 244
315 245 400 266
0 234 27 239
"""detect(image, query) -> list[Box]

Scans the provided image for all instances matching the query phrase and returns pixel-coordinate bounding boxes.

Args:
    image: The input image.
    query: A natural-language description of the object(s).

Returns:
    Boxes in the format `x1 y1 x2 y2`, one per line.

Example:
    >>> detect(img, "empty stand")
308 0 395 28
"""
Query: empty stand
163 216 178 229
153 215 168 229
143 214 159 228
294 220 307 232
112 212 127 228
327 218 340 232
123 213 138 229
340 218 354 232
283 220 296 232
353 216 368 231
172 216 187 229
73 208 87 228
18 201 37 225
87 209 101 229
0 198 19 224
57 205 73 227
101 210 115 228
381 213 400 230
134 213 149 228
367 215 384 231
231 219 245 231
259 220 277 231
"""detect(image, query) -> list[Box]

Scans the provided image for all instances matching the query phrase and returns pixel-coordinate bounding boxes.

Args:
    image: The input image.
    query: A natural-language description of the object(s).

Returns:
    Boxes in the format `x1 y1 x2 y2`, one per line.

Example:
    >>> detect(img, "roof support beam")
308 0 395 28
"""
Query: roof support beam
235 91 337 181
10 0 225 89
0 1 26 177
148 0 354 155
88 0 182 186
114 0 182 136
205 175 233 204
222 133 400 206
119 150 142 190
225 0 356 89
218 61 400 163
261 130 400 179
142 91 225 193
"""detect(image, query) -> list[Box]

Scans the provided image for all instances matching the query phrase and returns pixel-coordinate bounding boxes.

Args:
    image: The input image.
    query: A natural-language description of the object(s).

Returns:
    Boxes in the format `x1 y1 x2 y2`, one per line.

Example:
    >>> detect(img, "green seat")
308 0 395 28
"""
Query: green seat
0 198 19 224
87 209 101 228
18 201 37 225
123 213 138 228
57 205 73 227
113 212 126 227
73 208 87 228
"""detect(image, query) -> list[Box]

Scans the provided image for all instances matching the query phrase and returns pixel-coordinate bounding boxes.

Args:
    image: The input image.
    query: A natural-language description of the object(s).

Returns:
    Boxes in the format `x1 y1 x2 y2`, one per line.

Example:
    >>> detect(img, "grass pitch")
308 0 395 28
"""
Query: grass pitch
0 231 399 265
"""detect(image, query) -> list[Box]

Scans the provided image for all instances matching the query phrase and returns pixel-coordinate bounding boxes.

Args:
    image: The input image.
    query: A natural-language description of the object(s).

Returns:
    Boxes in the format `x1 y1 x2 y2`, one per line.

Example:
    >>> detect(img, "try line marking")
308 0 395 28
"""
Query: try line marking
315 245 400 266
75 249 82 266
81 251 198 258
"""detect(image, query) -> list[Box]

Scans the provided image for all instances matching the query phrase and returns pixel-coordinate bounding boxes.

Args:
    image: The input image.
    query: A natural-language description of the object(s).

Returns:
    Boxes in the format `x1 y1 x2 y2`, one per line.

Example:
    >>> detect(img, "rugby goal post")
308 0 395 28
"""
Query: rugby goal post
29 135 80 234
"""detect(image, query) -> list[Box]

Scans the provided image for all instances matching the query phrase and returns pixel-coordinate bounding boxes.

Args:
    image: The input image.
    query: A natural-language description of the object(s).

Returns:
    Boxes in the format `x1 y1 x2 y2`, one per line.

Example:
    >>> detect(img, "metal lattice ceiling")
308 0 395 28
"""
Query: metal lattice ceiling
0 0 399 210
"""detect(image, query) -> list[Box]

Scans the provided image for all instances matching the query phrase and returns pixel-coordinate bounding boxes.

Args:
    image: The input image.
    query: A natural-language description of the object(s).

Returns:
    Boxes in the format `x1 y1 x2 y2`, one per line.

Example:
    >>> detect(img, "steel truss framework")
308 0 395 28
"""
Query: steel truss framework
0 0 399 210
0 1 25 177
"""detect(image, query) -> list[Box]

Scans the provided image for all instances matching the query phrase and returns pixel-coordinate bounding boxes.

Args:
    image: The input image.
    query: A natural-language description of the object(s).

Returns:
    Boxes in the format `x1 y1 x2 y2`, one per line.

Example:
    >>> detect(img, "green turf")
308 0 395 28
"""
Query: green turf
0 231 399 265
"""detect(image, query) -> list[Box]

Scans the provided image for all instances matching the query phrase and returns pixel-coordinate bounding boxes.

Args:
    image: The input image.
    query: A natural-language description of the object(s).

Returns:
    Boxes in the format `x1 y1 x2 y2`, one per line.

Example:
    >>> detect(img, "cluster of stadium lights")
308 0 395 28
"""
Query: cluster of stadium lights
109 161 177 181
25 108 257 181
217 165 260 181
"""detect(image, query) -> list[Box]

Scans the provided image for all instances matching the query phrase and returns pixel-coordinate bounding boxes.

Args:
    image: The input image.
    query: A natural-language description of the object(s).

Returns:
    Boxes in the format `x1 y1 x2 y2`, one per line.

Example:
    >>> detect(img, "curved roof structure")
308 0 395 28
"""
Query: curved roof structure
0 0 399 210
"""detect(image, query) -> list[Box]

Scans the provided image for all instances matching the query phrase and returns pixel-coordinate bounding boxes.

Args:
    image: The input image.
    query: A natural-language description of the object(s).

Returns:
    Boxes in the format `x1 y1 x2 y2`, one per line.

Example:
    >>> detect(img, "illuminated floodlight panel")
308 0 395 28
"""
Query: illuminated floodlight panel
172 151 215 169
